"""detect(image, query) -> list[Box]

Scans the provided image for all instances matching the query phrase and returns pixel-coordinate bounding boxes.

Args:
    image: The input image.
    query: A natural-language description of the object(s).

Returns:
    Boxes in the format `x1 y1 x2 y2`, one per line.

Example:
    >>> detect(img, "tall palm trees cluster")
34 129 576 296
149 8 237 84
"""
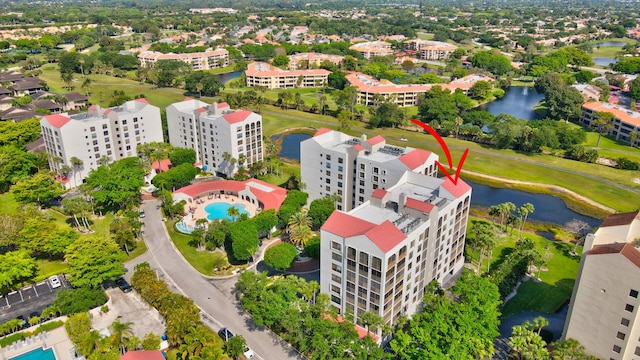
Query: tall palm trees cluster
287 209 313 248
488 201 535 238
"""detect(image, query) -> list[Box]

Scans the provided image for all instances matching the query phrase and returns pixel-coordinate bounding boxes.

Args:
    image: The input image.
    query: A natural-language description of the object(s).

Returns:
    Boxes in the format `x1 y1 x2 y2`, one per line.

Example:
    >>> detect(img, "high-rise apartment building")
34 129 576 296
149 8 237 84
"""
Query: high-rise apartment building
40 99 163 188
301 128 439 212
563 211 640 359
166 99 263 177
320 170 471 334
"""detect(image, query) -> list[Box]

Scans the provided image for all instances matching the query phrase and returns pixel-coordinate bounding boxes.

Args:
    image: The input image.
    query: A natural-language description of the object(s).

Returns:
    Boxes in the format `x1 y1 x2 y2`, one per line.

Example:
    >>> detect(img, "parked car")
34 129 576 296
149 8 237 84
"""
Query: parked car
49 275 62 289
115 278 132 293
217 327 254 358
139 210 145 218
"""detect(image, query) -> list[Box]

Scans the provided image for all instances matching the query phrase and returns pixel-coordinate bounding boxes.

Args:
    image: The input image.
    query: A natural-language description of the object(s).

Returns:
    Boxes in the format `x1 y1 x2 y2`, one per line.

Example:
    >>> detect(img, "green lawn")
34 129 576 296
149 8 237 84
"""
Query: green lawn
0 192 19 214
417 32 435 40
165 220 230 275
35 259 69 282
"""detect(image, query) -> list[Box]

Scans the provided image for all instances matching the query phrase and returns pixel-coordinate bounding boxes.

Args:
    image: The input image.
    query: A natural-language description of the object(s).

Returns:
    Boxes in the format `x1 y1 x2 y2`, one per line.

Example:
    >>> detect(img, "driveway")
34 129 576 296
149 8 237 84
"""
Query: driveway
139 199 305 360
91 288 165 339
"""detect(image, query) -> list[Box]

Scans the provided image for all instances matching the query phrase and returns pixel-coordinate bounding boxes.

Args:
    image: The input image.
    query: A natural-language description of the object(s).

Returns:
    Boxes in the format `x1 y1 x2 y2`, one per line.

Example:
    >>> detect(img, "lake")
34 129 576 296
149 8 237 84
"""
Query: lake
275 132 601 227
592 57 618 67
482 86 545 120
215 71 242 84
593 41 627 47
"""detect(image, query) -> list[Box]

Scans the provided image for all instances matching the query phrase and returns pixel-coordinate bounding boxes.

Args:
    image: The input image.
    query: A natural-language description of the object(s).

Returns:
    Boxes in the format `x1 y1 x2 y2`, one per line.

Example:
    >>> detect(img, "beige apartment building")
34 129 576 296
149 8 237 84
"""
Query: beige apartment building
563 211 640 359
580 101 640 146
137 49 229 71
404 39 457 60
348 41 394 59
287 52 345 70
244 62 329 89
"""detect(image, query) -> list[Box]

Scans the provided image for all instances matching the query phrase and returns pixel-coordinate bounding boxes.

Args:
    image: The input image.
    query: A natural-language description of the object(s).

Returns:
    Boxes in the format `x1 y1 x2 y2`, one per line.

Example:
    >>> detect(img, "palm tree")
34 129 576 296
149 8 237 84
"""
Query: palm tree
70 156 83 188
81 77 92 96
150 148 167 174
498 202 515 230
98 155 111 166
319 95 327 115
227 206 240 221
196 82 203 98
517 203 535 238
110 320 133 355
593 111 614 148
289 224 313 248
59 164 73 180
288 210 311 230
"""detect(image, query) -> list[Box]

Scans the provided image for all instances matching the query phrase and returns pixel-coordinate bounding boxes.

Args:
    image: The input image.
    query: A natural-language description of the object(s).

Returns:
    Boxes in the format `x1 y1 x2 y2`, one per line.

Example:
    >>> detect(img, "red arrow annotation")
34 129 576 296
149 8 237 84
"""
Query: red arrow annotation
410 119 469 185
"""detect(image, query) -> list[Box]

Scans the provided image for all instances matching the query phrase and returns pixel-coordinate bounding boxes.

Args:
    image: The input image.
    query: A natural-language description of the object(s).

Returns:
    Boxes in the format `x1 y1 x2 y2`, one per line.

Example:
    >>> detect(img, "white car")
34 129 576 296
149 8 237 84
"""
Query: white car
49 275 62 289
243 346 255 359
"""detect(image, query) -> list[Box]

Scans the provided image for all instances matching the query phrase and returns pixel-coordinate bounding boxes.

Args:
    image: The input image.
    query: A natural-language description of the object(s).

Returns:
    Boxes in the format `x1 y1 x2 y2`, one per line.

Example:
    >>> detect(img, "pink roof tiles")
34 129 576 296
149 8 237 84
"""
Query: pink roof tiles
364 221 406 253
404 197 435 213
313 128 333 137
367 135 384 145
322 212 406 253
135 98 149 104
103 109 112 115
440 178 471 198
120 350 165 360
152 159 172 173
583 101 640 127
217 102 229 108
352 144 364 152
173 179 287 211
196 107 207 113
371 188 387 199
587 243 640 269
223 110 252 124
398 148 433 170
245 62 330 77
43 114 71 128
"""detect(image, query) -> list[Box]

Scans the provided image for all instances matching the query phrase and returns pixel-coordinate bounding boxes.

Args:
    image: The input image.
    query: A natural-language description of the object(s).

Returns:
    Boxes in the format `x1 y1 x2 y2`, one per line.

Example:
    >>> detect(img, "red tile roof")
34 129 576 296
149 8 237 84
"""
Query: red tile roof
404 197 434 213
371 188 387 199
223 110 252 124
587 243 640 269
398 148 433 170
217 102 229 108
353 144 364 152
120 350 165 360
43 114 71 128
440 178 471 198
197 107 207 113
365 220 406 253
600 211 640 228
135 98 149 104
367 135 385 145
89 104 97 110
173 179 287 211
313 127 333 137
322 211 376 238
152 159 172 172
103 109 112 115
184 97 194 101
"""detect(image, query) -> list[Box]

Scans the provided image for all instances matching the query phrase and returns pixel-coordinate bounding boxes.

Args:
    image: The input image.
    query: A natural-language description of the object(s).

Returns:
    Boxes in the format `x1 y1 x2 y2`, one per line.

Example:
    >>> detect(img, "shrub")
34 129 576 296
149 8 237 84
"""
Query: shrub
304 237 320 260
53 288 108 315
617 157 639 170
264 243 298 271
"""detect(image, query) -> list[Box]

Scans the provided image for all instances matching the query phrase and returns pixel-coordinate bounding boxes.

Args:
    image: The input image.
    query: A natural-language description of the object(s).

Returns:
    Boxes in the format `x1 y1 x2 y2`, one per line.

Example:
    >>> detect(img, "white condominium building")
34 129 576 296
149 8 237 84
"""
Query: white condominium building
301 128 439 212
348 41 394 59
287 52 345 70
244 62 330 89
404 39 457 60
166 99 263 177
137 48 229 71
563 211 640 360
40 99 163 188
320 170 471 334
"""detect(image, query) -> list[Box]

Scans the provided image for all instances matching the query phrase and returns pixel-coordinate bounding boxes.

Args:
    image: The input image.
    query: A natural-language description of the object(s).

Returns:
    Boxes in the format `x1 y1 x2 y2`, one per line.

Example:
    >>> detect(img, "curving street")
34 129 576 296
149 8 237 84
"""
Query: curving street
131 199 305 360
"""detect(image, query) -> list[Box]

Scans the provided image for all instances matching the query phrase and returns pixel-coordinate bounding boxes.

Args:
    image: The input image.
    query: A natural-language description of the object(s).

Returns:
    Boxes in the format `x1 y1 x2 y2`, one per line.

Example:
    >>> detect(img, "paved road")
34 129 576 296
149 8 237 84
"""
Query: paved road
139 199 305 360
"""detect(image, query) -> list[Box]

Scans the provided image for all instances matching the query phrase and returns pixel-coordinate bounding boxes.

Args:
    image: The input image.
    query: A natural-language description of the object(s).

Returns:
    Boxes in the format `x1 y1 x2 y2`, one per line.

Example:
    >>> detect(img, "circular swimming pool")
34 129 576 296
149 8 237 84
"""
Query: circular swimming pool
205 202 249 221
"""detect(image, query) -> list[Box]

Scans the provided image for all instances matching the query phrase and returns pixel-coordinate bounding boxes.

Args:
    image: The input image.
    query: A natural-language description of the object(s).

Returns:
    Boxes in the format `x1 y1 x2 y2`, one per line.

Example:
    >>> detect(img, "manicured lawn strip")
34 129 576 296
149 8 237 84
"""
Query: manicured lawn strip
0 193 19 214
480 228 581 316
165 220 225 275
35 259 69 281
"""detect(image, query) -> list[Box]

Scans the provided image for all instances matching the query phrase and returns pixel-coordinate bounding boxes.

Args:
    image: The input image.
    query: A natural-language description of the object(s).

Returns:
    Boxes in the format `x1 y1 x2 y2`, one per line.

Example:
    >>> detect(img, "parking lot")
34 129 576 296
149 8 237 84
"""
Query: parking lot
0 276 70 325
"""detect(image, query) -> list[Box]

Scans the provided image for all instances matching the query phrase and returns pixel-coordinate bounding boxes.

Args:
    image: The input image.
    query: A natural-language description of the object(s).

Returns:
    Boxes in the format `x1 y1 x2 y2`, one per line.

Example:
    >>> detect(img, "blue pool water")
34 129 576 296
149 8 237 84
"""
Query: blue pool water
176 221 193 234
10 347 56 360
205 202 248 221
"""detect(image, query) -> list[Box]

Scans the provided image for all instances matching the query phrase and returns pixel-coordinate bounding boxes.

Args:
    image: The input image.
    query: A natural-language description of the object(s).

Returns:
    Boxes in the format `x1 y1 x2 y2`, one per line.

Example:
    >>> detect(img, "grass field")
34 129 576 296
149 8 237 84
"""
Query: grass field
165 220 233 275
467 218 581 316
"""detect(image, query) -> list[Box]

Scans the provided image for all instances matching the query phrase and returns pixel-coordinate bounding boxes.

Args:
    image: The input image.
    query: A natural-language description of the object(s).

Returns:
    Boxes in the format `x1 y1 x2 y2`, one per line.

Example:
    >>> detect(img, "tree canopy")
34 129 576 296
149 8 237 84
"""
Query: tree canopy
65 236 126 288
85 157 145 210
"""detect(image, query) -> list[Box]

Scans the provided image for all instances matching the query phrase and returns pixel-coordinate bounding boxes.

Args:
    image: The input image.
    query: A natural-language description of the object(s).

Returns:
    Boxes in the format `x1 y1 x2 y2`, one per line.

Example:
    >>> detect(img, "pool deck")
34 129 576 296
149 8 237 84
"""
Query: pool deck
0 326 75 360
183 194 258 227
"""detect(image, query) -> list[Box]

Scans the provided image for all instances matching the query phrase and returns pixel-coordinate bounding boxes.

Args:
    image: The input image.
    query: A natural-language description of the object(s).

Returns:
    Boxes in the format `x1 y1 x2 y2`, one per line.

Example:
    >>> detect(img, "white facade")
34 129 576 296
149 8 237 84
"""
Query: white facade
320 171 471 335
40 99 163 188
301 129 439 212
563 211 640 360
166 100 263 177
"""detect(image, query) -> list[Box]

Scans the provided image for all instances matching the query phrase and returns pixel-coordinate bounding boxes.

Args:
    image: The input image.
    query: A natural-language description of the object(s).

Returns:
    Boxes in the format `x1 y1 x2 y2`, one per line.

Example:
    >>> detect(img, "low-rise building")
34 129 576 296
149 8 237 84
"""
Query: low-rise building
320 170 471 336
288 52 345 70
40 99 163 188
166 99 263 177
349 41 394 59
580 101 640 145
137 49 229 71
244 62 329 89
563 211 640 359
301 128 439 212
404 39 458 60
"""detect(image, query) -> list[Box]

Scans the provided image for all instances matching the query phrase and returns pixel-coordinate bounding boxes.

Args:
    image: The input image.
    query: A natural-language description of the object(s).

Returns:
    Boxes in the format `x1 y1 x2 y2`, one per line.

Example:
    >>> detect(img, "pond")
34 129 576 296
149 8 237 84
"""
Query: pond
275 133 601 227
482 86 545 120
592 57 618 67
593 41 627 47
465 180 601 228
214 71 242 84
273 133 312 160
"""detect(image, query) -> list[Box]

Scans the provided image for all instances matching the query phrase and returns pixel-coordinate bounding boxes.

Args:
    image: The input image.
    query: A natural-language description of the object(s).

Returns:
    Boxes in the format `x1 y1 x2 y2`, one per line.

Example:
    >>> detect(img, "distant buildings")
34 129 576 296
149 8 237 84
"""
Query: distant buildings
563 211 640 359
348 41 394 59
404 39 457 60
346 72 493 107
244 62 330 89
166 99 263 177
301 128 439 212
40 99 163 187
188 8 237 14
320 170 471 335
580 101 640 145
287 52 345 70
137 49 229 71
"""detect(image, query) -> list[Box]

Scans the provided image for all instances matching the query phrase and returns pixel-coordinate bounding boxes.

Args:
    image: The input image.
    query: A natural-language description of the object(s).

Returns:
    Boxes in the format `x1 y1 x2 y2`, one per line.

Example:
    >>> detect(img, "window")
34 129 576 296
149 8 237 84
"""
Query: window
621 318 630 326
326 154 331 160
347 247 356 260
326 163 331 169
630 289 639 298
338 158 343 164
616 332 626 340
332 241 341 251
612 345 621 354
625 304 634 312
332 263 342 273
360 163 365 170
332 253 342 262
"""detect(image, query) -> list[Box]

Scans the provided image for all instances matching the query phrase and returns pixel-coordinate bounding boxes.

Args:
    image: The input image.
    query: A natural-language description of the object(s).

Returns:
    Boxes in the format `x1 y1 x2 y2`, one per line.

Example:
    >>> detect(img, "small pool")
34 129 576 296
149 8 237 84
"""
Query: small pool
10 347 56 360
205 202 249 221
176 221 193 234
